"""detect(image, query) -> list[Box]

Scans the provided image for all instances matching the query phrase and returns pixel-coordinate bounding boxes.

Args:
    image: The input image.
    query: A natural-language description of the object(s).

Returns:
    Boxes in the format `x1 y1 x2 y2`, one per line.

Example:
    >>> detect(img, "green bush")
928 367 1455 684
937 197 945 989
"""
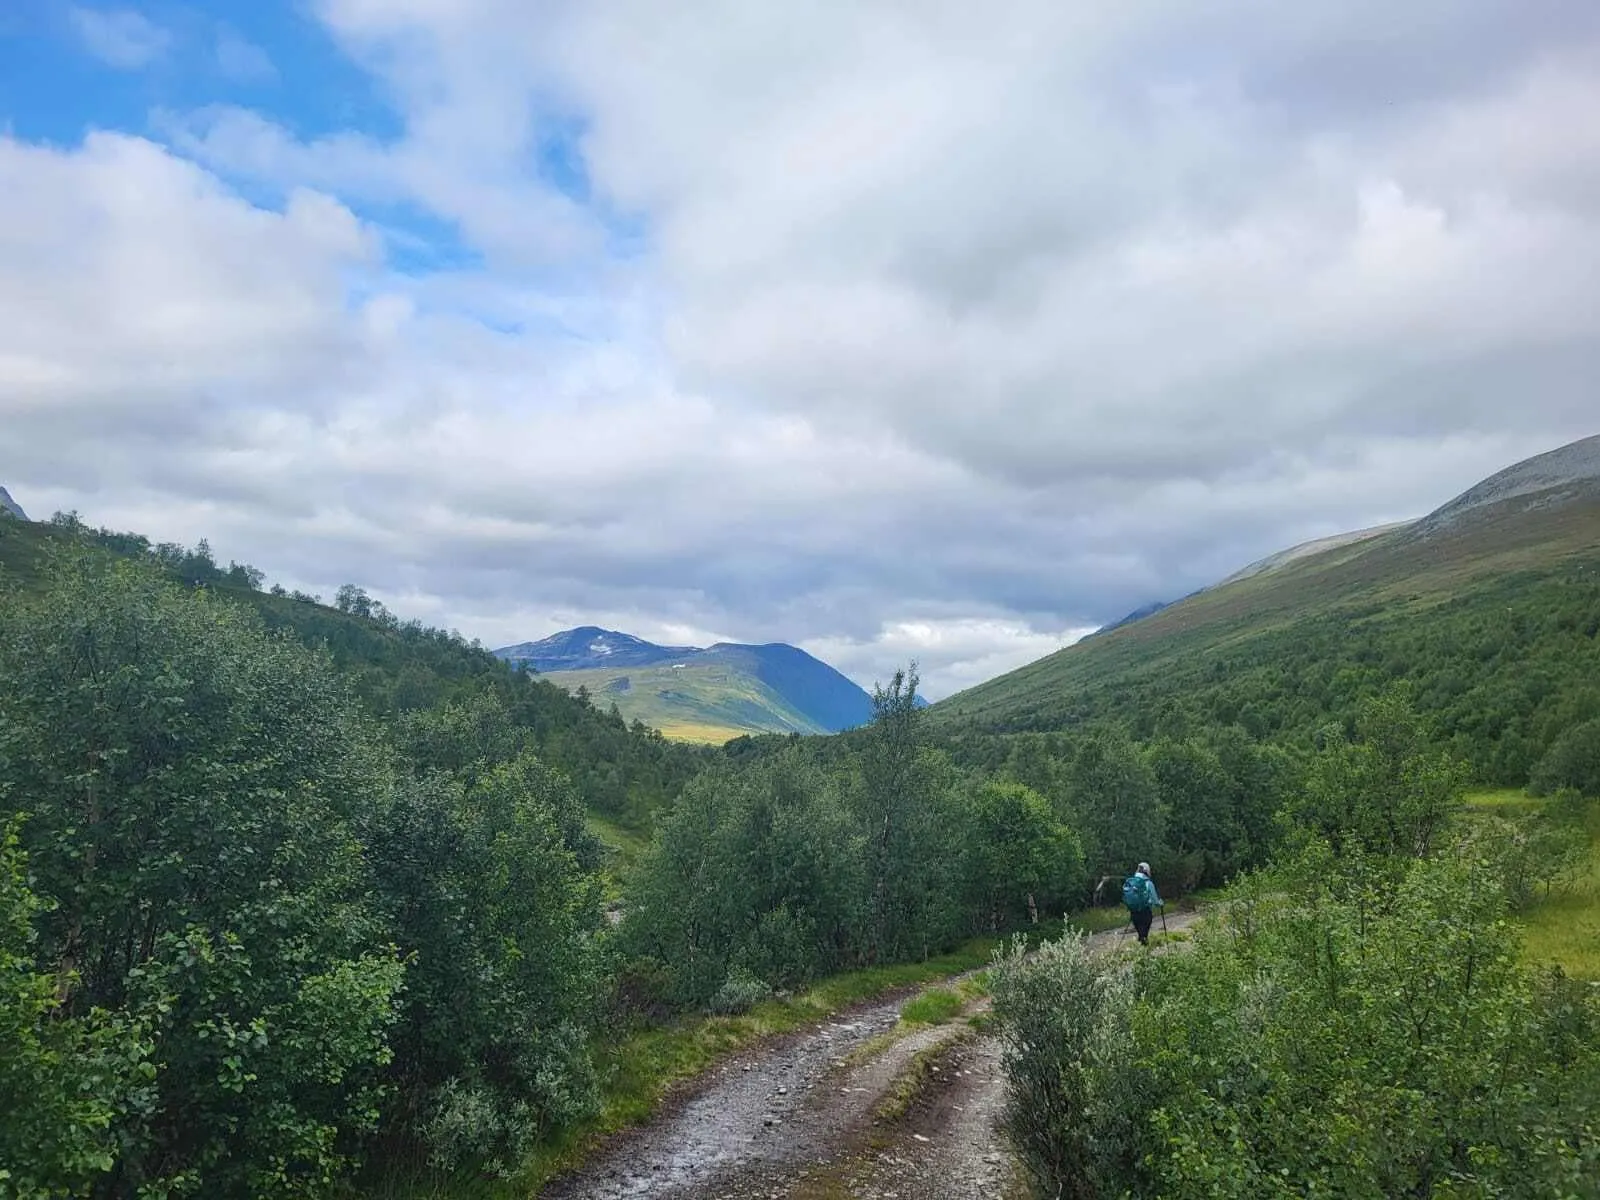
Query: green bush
360 755 604 1171
0 556 403 1197
990 932 1140 1199
994 848 1600 1198
708 966 774 1016
0 819 154 1199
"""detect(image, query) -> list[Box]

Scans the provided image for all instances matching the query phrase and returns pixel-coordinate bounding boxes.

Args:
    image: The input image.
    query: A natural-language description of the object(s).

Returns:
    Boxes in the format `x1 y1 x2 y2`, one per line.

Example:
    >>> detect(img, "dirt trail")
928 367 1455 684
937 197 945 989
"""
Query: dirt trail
544 912 1198 1199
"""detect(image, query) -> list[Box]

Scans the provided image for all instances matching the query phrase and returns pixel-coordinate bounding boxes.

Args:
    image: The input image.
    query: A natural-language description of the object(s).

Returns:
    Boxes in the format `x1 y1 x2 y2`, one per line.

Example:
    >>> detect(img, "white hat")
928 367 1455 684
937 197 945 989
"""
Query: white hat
1137 862 1150 874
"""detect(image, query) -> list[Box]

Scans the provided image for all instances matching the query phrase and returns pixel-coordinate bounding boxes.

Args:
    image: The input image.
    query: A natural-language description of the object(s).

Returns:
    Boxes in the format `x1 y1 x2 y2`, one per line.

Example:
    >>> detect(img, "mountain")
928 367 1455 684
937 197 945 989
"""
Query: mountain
0 486 26 521
930 433 1600 781
494 629 875 743
495 626 694 671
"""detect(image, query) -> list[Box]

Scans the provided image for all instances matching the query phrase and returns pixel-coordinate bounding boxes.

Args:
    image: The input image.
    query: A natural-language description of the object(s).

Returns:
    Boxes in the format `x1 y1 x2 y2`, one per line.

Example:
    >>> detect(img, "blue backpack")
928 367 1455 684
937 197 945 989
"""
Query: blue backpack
1122 875 1150 911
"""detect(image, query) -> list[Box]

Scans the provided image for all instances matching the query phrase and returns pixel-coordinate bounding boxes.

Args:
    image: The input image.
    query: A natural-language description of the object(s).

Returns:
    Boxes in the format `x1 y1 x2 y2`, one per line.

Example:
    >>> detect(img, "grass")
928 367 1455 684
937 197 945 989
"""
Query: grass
1515 795 1600 979
1464 788 1542 812
1462 789 1600 979
583 814 652 901
651 720 751 745
871 1026 977 1125
1067 905 1135 935
898 986 964 1026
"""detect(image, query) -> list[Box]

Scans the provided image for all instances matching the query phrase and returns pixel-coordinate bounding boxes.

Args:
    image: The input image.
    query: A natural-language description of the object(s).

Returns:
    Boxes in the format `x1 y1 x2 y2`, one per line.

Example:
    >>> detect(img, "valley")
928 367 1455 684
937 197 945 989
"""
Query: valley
3 432 1599 1200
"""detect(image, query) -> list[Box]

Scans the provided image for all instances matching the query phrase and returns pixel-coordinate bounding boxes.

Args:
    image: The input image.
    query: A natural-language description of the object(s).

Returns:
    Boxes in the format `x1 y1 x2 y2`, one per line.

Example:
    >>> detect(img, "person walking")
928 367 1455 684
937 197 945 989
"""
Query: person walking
1122 861 1163 946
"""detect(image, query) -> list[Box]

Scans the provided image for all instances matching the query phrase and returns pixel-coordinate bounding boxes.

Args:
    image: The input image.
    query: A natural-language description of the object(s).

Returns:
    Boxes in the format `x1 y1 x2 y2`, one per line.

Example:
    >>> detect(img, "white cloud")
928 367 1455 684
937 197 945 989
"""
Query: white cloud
9 3 1600 696
68 6 170 69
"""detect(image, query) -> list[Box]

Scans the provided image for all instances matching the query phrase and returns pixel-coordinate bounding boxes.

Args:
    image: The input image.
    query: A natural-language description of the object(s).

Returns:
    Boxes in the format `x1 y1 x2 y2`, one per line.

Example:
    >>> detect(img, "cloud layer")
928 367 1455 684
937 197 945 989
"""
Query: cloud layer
4 2 1600 696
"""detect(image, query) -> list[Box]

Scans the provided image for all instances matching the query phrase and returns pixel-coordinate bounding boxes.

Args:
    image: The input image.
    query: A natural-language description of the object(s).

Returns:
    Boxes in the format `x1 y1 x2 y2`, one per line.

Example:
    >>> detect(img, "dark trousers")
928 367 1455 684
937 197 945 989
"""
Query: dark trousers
1130 908 1153 944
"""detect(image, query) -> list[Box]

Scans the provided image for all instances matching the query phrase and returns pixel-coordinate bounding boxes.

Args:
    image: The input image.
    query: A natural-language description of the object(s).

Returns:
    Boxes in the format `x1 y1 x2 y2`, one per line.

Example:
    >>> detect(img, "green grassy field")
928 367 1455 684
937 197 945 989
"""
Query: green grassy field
1466 789 1600 979
1516 798 1600 979
584 814 652 901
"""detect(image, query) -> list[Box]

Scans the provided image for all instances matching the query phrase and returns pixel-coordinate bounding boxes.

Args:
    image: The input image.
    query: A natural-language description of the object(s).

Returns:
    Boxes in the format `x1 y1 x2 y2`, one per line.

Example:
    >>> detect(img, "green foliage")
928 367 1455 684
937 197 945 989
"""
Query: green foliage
359 744 605 1173
620 672 1084 1009
1282 690 1466 860
0 819 152 1199
707 967 773 1016
1 514 708 829
1067 729 1164 877
621 748 867 1005
1467 788 1593 912
1515 791 1600 979
963 780 1083 928
936 558 1600 793
0 554 404 1196
990 931 1139 1199
1529 716 1600 796
995 847 1600 1199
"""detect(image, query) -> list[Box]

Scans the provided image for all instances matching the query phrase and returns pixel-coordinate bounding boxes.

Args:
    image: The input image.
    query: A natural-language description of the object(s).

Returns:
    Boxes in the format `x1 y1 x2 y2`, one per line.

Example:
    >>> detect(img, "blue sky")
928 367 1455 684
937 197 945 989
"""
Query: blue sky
1 3 393 145
1 2 1598 696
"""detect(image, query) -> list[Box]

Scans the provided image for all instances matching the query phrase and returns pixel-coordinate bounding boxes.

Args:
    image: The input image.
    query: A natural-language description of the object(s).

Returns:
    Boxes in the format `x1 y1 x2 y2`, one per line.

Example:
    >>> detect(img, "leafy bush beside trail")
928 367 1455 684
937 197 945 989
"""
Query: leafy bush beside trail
993 845 1600 1199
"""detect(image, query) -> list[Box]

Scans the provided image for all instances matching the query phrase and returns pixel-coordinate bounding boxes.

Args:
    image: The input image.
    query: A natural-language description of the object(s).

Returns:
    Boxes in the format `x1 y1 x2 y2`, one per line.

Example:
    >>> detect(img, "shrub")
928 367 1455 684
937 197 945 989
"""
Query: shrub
990 933 1141 1199
708 967 773 1016
994 847 1600 1198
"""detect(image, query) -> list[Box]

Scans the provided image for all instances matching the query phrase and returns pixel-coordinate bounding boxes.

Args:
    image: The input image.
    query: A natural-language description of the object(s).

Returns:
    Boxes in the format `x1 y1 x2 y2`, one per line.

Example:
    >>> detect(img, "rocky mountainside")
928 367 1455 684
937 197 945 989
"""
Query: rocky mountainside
0 486 27 521
1411 433 1600 538
495 626 693 671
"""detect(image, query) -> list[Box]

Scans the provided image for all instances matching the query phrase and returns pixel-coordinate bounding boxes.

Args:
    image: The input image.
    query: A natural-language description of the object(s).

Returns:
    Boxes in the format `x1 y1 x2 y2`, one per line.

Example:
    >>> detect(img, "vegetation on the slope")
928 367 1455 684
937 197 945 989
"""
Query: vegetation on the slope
1 513 709 827
992 717 1600 1198
5 499 1599 1198
1489 788 1600 979
935 488 1600 794
540 658 827 741
0 548 681 1196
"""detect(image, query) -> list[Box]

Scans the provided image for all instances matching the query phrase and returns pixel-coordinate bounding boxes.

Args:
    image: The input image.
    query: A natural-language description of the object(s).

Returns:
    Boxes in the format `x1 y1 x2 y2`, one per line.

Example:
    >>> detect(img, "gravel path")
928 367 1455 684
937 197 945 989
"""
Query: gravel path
543 911 1199 1198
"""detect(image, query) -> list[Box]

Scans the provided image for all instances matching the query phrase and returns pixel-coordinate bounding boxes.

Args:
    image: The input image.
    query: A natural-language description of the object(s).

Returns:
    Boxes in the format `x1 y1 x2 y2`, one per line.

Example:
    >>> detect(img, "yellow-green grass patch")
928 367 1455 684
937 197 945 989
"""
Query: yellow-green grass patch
1515 796 1600 980
651 720 750 745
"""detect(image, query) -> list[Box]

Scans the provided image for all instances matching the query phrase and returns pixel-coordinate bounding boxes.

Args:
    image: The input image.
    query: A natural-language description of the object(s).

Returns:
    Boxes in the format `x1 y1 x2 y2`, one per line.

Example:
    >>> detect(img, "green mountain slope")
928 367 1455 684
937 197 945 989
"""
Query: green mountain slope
933 438 1600 786
545 659 829 743
0 514 708 823
496 629 875 743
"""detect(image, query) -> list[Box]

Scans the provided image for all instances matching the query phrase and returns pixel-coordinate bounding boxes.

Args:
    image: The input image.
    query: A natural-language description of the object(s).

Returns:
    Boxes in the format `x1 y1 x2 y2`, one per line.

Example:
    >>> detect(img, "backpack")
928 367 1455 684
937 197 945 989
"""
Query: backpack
1122 875 1150 911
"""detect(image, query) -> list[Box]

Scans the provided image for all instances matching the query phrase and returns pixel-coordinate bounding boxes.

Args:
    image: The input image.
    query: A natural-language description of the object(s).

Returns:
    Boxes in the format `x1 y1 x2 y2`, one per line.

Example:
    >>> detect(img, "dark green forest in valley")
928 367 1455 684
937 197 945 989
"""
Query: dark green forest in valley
2 508 1598 1197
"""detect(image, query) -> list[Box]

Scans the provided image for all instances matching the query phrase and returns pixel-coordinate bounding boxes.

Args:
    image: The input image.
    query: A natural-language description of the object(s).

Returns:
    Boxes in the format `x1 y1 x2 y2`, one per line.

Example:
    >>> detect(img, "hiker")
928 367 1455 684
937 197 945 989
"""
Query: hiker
1123 861 1163 946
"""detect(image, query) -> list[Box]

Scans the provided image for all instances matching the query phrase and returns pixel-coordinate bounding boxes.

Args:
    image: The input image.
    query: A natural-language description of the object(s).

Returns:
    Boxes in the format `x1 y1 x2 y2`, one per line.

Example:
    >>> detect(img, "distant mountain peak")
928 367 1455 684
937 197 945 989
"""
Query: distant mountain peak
0 486 26 521
492 626 874 737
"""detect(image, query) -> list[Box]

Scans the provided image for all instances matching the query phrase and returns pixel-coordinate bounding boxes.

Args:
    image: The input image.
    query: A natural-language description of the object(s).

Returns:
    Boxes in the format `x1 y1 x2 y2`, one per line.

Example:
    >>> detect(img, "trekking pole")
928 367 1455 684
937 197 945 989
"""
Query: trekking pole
1160 904 1168 937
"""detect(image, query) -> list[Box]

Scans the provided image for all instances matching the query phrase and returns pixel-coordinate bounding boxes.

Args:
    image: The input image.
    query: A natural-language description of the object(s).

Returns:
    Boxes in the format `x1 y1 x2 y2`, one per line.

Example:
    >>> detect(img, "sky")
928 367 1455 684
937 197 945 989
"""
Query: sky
2 2 1599 699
